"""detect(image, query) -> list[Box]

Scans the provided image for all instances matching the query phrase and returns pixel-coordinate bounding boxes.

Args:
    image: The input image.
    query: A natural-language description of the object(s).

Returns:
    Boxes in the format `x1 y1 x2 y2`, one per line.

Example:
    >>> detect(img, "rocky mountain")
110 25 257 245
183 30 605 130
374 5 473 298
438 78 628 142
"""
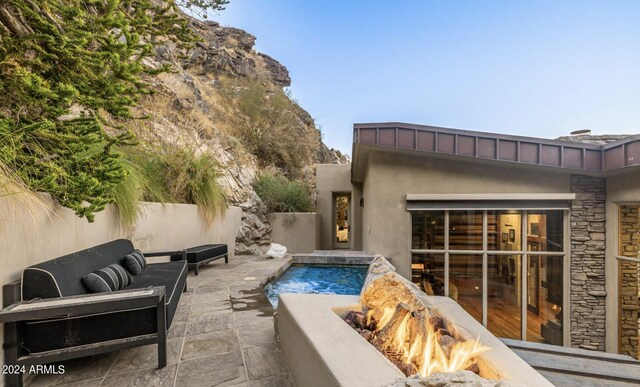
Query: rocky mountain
133 18 346 254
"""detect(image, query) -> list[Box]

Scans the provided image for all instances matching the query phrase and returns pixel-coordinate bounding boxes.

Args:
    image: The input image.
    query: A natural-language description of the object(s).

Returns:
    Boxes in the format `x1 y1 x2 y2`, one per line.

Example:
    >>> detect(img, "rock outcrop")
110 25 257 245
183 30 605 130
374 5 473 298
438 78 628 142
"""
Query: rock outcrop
185 21 291 87
135 16 346 255
235 192 272 255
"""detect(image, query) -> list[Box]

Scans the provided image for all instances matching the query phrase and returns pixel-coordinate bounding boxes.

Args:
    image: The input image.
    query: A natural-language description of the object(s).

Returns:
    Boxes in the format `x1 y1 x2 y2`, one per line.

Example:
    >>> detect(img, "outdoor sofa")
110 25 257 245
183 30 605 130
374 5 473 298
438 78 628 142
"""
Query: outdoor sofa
0 239 188 387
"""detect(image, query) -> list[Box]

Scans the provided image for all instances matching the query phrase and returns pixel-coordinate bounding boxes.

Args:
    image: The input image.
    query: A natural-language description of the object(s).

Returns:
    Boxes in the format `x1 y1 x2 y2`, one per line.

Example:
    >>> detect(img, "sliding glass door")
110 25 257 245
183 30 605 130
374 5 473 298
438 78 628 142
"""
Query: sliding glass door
410 209 566 345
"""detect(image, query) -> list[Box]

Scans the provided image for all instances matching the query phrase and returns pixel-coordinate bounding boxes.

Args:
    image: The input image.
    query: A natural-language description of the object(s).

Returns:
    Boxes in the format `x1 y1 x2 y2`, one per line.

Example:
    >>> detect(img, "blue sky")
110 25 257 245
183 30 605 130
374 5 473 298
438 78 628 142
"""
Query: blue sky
211 1 640 155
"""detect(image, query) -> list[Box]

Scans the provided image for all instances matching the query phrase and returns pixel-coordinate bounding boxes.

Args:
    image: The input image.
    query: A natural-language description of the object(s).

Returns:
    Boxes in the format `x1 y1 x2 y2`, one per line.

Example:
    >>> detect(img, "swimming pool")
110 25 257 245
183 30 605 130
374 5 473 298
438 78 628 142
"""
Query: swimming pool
264 264 369 308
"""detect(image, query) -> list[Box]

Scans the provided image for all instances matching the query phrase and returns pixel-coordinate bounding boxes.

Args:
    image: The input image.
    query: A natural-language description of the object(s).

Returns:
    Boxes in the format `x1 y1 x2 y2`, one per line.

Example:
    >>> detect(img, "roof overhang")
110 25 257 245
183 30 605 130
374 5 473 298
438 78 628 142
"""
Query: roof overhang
351 122 640 183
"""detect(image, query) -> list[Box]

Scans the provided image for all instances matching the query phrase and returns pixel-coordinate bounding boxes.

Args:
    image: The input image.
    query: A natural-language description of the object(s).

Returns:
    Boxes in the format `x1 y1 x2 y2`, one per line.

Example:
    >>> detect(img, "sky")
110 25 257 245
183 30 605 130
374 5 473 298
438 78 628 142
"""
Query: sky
210 1 640 155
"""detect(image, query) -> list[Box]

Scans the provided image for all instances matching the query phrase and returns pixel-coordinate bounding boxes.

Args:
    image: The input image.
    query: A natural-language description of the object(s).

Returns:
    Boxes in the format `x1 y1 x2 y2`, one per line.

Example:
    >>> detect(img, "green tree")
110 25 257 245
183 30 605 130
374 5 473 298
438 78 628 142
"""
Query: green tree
0 0 227 221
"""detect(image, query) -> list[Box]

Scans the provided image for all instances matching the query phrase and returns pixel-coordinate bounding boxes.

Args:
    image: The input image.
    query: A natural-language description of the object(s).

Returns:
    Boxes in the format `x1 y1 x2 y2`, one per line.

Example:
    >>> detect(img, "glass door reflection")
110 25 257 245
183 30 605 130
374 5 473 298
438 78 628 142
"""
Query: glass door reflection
334 194 351 249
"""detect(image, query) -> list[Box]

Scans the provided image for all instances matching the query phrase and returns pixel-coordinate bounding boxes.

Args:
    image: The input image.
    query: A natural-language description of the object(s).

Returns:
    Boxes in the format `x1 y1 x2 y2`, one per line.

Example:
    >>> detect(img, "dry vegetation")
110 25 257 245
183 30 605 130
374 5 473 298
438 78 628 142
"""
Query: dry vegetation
217 77 321 179
0 161 55 227
118 71 321 219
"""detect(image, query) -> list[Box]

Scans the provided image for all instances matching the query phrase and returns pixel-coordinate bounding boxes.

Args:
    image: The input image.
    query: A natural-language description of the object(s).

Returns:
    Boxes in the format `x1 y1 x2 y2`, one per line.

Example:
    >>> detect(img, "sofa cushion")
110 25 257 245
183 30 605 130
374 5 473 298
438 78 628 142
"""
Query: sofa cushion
123 260 188 327
82 264 132 293
22 239 135 300
123 249 147 275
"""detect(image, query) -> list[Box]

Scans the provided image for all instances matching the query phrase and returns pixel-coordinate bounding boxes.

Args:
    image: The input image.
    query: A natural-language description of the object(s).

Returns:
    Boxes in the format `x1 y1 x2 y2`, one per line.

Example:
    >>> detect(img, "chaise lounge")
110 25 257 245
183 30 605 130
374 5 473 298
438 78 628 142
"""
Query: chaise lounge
0 239 188 387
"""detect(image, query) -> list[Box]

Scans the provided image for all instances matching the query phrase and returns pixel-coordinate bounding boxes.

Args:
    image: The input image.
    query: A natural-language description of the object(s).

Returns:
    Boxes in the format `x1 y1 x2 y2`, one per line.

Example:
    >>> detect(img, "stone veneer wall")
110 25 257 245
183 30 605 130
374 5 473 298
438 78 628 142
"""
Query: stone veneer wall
570 175 607 351
619 205 640 358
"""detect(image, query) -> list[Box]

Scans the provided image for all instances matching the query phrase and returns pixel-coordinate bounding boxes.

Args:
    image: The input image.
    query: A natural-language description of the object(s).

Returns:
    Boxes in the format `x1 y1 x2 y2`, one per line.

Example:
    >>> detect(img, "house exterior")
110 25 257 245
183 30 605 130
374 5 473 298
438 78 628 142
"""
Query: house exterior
316 122 640 356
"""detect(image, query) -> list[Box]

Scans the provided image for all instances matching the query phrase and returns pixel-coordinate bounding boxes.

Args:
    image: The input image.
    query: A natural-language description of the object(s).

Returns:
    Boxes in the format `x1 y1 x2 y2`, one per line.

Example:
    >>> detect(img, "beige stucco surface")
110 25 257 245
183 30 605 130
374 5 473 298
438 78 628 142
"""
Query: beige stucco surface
268 212 321 253
605 174 640 353
316 164 362 250
361 151 572 279
276 294 404 387
276 294 552 387
0 197 241 368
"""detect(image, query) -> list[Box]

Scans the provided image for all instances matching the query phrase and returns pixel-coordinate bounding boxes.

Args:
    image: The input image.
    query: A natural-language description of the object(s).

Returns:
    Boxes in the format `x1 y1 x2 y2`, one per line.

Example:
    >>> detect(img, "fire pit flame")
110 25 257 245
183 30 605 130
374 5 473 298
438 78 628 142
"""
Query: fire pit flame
352 256 494 379
361 302 490 378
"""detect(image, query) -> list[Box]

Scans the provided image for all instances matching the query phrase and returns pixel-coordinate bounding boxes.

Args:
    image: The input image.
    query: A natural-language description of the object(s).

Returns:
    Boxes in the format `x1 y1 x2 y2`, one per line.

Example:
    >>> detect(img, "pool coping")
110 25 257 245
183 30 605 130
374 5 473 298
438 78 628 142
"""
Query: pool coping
259 257 294 287
291 254 389 266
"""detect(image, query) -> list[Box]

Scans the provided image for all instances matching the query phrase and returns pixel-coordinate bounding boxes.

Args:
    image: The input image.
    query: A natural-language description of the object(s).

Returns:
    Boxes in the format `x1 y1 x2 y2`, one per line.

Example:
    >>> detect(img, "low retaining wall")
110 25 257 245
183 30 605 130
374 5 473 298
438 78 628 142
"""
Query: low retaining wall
268 212 321 253
0 197 242 368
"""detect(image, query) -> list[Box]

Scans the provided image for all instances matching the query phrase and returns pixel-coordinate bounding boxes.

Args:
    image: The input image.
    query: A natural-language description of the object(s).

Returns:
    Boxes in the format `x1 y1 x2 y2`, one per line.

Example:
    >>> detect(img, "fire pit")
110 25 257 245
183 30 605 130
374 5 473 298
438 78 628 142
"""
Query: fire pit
343 306 487 377
275 256 553 386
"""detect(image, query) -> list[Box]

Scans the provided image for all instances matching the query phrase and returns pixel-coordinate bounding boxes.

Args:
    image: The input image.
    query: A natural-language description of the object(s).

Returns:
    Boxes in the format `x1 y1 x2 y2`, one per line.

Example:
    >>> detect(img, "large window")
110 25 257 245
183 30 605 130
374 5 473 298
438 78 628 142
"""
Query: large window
411 209 565 345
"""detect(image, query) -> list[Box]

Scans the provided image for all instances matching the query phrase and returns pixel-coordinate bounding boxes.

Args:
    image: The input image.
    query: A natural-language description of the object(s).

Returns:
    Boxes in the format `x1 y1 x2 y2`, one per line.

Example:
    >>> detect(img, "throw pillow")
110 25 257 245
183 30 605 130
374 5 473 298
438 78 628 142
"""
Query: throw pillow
123 249 147 275
82 264 133 293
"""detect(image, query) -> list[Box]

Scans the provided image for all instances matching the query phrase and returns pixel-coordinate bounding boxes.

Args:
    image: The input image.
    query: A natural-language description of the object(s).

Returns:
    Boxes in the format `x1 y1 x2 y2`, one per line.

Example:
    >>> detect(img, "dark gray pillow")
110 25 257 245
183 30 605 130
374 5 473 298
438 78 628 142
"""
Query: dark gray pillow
82 264 133 293
123 249 147 275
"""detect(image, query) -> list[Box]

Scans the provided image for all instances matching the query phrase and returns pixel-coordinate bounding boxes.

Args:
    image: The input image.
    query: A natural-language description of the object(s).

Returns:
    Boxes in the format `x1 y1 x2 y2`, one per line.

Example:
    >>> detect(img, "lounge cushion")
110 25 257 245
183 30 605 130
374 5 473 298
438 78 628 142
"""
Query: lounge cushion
123 249 147 275
184 244 228 264
82 264 132 293
123 261 188 326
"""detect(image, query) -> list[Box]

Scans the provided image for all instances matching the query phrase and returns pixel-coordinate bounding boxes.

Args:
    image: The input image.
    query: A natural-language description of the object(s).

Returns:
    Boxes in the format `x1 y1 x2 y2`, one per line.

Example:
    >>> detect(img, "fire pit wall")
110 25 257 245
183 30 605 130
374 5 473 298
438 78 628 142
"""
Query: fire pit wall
275 256 553 387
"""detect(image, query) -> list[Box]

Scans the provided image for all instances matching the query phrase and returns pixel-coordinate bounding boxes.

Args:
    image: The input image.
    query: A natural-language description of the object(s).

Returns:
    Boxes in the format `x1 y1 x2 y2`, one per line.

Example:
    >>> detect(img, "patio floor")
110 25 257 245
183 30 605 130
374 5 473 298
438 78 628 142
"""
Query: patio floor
26 255 293 387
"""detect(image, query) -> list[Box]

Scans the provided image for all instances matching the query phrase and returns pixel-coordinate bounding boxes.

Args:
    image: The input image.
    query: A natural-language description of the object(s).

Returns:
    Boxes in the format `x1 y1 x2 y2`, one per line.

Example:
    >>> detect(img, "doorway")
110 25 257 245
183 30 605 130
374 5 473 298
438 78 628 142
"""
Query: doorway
333 193 351 249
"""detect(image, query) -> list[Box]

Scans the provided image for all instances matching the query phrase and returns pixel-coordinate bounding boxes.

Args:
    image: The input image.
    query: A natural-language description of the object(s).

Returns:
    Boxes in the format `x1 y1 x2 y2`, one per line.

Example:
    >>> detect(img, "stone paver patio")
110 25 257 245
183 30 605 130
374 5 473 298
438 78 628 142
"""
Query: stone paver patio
26 255 293 387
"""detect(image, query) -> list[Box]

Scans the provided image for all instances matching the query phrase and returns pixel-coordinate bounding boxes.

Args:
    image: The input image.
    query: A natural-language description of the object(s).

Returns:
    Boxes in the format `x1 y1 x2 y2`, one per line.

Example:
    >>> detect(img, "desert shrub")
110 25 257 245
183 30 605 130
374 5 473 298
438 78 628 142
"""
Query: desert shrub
113 143 226 227
161 146 226 224
112 156 145 230
252 173 314 213
220 78 320 178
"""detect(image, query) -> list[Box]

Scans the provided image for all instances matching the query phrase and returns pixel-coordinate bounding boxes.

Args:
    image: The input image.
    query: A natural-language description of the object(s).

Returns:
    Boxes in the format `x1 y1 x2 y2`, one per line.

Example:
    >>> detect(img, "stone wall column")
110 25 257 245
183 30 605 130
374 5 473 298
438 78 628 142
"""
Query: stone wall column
570 175 606 351
619 205 639 358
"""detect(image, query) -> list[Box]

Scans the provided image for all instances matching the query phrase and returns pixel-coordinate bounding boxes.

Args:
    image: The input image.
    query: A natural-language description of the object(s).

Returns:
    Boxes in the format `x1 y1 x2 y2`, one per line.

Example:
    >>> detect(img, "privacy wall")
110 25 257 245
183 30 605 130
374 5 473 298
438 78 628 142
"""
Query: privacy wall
0 197 242 369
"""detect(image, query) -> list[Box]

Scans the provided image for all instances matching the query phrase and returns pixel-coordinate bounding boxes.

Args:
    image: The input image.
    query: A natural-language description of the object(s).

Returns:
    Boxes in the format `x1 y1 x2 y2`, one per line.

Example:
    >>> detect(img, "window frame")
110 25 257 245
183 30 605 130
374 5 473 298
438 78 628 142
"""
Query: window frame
410 208 568 343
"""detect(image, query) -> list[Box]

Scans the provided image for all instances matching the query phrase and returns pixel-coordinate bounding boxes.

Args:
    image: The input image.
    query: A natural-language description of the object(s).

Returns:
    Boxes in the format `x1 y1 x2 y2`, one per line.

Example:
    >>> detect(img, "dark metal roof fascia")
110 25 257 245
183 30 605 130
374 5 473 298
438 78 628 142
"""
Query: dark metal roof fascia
351 123 640 175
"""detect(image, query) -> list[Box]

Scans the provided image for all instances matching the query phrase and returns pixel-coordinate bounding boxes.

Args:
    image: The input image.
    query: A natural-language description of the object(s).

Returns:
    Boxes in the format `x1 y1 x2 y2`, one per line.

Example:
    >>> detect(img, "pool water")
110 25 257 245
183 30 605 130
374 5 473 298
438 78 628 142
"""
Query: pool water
264 265 369 308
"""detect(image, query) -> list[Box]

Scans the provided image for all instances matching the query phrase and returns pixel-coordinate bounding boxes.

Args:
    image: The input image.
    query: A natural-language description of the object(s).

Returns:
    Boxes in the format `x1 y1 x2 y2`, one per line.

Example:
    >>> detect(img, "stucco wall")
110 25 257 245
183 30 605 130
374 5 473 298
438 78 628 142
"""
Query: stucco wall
268 213 321 253
361 151 572 279
316 164 362 250
605 174 640 353
0 197 241 369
